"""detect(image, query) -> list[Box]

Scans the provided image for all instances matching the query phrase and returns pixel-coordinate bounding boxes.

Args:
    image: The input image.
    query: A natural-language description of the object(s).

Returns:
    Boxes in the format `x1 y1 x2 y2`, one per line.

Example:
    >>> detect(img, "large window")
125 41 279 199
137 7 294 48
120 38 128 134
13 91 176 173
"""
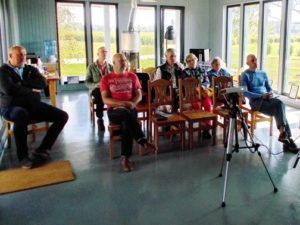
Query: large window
0 26 3 65
91 3 117 62
226 6 241 70
160 6 184 63
57 2 87 78
243 3 259 66
262 1 282 91
284 0 300 94
135 6 156 68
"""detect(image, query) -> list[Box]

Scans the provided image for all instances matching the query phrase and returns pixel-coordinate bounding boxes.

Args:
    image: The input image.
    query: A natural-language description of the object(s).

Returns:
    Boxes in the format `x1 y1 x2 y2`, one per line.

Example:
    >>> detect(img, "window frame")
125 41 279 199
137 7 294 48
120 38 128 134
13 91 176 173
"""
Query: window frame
160 5 185 64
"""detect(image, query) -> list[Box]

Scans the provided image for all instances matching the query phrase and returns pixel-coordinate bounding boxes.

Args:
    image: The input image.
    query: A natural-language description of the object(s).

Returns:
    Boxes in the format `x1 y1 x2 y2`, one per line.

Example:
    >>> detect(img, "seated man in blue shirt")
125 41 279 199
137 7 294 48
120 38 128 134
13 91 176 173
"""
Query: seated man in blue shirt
241 54 298 153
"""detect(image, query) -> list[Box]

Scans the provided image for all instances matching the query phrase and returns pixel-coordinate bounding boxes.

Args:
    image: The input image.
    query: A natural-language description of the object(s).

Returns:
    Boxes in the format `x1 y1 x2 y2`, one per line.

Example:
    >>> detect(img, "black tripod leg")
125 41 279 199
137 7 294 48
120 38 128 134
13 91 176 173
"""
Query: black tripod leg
293 151 300 168
257 150 278 193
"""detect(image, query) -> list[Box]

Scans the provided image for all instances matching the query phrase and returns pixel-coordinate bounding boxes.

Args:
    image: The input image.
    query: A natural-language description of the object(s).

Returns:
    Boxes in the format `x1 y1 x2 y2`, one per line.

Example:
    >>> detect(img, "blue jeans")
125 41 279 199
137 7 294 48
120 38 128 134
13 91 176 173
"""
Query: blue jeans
1 102 68 161
251 98 291 137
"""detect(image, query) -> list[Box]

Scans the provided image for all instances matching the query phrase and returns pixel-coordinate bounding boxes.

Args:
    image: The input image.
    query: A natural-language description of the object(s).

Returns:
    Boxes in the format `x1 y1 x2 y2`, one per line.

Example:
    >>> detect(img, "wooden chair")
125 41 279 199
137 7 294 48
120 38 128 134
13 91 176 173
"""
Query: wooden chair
148 79 186 152
5 120 49 148
89 94 96 127
238 75 273 136
178 78 217 149
136 72 150 132
212 76 234 142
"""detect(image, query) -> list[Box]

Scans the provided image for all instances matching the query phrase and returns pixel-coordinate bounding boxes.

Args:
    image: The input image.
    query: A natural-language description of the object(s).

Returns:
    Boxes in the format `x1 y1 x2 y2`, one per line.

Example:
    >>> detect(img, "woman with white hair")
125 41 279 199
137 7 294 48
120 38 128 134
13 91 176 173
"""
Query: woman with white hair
207 57 231 85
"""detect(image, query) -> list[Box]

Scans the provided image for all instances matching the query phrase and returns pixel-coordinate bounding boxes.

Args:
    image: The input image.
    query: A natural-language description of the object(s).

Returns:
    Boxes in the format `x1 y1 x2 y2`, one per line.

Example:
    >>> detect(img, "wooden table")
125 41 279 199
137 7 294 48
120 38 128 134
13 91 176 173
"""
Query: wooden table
44 74 59 107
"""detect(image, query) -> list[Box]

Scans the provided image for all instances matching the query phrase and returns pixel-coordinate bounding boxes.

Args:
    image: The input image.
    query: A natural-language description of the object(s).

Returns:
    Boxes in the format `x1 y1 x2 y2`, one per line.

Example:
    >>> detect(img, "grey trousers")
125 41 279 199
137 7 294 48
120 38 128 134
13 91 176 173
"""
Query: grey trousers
250 98 291 137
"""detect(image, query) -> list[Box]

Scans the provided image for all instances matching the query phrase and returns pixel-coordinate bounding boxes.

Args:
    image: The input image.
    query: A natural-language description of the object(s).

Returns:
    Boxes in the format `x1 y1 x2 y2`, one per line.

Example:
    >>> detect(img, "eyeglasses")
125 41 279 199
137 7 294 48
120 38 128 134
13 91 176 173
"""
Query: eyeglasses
186 59 195 63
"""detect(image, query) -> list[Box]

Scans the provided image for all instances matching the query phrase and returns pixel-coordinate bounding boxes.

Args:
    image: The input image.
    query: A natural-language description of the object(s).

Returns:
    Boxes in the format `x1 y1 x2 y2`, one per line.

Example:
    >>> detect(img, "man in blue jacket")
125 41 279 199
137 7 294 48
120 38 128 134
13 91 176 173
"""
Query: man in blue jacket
241 54 298 153
0 45 69 168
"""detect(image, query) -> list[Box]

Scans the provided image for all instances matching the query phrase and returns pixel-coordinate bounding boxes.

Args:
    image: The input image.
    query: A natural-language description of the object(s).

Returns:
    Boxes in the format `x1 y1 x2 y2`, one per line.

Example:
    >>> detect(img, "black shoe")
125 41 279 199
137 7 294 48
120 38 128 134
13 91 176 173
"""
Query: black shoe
278 132 289 144
288 138 297 149
283 143 299 154
32 149 50 161
202 130 212 139
20 157 33 169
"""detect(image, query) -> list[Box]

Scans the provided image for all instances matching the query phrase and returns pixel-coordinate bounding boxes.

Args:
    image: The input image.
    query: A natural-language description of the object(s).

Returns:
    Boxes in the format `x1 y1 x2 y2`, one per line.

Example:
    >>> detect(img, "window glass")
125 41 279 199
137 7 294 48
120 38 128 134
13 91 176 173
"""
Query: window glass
226 6 241 70
134 6 156 68
91 4 117 63
262 1 282 91
284 0 300 96
57 2 87 78
161 7 184 63
243 4 259 67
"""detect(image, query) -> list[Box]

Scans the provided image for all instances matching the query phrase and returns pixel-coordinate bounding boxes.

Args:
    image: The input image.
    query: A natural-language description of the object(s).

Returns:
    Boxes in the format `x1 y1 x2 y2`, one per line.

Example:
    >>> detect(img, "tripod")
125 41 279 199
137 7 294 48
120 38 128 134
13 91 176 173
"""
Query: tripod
218 93 278 207
293 151 300 168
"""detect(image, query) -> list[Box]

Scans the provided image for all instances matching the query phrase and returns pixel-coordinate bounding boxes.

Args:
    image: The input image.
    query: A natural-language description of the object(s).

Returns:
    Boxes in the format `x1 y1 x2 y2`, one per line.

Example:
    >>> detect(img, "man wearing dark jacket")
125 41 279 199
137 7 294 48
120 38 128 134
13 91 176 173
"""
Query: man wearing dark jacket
0 45 69 168
154 48 184 112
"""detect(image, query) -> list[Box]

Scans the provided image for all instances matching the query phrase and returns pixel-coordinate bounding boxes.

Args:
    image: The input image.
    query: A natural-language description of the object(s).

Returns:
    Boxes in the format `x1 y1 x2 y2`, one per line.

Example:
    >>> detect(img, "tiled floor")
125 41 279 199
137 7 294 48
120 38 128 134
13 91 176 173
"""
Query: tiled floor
1 90 300 225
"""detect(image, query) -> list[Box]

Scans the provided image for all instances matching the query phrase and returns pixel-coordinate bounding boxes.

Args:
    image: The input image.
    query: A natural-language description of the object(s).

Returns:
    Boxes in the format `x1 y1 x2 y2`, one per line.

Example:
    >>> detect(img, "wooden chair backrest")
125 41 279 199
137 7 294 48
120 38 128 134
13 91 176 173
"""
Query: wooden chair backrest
178 78 200 113
147 79 173 112
212 76 233 108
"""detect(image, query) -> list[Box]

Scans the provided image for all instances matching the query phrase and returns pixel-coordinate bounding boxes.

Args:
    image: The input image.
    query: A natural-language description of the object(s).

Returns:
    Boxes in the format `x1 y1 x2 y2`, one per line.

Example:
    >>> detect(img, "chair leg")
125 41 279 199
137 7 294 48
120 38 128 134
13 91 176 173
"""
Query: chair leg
270 117 273 136
31 124 37 142
154 125 159 152
6 121 11 148
189 122 193 149
148 120 153 142
181 122 185 151
212 117 217 146
109 136 114 160
251 114 255 135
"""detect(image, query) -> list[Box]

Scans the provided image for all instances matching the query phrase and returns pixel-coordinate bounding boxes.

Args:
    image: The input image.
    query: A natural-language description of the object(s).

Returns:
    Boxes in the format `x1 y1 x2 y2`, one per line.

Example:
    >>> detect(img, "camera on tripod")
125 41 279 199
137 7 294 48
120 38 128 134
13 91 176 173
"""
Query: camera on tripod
220 86 247 108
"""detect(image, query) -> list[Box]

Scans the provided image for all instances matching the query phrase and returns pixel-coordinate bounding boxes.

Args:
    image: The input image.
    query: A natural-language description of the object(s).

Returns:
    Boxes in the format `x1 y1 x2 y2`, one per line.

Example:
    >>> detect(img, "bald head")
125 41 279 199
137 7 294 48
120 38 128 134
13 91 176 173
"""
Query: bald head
113 53 127 74
246 54 257 70
9 45 27 68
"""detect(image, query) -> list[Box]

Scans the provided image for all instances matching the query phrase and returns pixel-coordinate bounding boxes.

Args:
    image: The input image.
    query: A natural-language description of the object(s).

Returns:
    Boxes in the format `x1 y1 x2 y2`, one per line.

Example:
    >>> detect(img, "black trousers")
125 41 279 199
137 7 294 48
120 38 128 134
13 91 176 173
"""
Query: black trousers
107 107 146 157
91 87 105 118
1 102 69 161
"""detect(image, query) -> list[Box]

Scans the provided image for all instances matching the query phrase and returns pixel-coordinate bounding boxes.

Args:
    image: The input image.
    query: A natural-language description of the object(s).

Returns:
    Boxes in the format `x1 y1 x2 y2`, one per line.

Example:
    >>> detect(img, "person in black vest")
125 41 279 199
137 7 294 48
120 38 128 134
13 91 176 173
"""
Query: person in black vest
0 45 69 169
154 48 184 112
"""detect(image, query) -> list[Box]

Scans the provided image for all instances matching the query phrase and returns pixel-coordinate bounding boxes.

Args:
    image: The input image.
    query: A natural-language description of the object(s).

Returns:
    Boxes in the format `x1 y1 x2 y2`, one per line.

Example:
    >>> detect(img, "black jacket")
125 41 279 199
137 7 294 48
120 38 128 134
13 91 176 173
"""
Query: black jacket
0 64 47 109
158 63 183 88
